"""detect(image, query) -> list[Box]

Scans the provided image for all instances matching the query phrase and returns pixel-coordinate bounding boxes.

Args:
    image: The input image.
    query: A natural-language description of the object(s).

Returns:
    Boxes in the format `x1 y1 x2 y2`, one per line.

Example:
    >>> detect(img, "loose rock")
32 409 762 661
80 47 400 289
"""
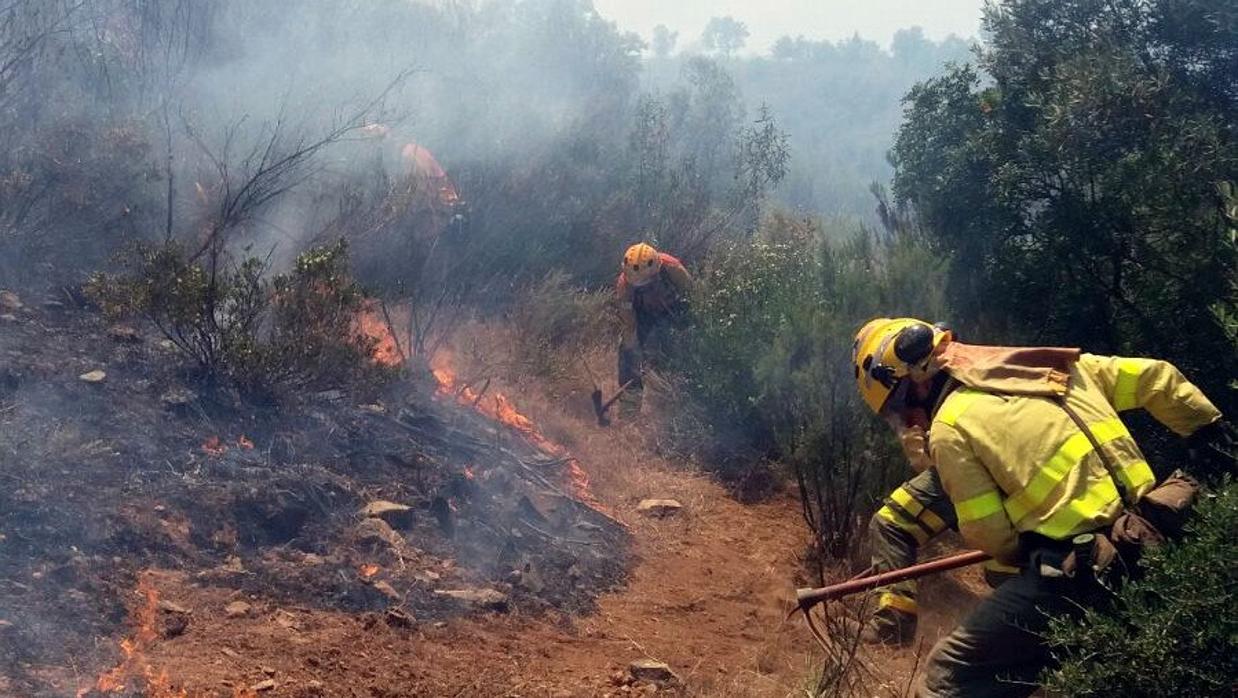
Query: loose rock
354 517 404 549
372 581 401 601
413 569 440 584
160 612 190 639
158 600 191 615
250 679 276 692
224 600 252 618
0 291 22 311
636 499 682 518
433 588 509 612
360 500 415 530
78 370 107 383
160 388 197 409
628 659 679 686
106 325 141 343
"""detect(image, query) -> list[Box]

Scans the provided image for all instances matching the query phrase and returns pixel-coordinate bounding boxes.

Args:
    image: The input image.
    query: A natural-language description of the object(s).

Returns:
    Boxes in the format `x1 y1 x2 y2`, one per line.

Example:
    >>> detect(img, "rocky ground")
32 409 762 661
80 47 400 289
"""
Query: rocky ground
0 292 985 697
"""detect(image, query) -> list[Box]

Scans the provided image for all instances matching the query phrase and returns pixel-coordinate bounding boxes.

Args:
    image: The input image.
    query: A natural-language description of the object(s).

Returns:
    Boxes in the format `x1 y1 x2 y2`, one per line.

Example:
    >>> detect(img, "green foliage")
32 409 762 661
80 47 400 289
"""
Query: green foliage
1043 479 1238 697
669 213 949 554
89 239 385 398
890 0 1237 416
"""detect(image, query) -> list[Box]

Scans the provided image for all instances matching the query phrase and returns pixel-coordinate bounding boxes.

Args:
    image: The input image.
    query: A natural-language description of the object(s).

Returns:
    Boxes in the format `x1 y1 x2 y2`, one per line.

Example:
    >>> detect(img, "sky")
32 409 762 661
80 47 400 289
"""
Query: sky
591 0 985 53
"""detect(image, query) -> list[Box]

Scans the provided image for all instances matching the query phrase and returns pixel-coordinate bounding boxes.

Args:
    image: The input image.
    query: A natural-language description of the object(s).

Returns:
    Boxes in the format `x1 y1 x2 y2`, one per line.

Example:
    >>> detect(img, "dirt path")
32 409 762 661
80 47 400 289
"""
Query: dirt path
92 399 820 697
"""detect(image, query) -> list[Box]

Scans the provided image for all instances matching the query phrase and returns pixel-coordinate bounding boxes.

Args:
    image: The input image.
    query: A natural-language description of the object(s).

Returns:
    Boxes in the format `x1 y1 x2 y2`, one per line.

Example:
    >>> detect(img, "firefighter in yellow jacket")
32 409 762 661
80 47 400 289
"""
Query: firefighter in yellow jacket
852 317 1225 697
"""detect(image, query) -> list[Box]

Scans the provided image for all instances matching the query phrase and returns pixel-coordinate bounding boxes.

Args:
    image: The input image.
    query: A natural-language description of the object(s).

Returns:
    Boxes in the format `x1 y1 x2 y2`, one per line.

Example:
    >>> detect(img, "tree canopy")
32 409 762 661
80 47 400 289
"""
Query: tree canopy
890 0 1236 416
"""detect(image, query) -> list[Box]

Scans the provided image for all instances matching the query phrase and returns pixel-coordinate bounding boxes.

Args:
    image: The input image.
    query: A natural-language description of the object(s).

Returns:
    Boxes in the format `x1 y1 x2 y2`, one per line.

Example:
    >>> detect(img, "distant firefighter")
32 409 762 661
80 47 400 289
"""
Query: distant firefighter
615 242 692 417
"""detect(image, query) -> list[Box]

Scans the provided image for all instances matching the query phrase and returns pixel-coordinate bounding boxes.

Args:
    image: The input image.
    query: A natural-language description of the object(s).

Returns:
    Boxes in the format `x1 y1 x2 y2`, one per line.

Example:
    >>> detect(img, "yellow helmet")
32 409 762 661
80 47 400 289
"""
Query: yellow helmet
852 317 952 414
623 242 662 287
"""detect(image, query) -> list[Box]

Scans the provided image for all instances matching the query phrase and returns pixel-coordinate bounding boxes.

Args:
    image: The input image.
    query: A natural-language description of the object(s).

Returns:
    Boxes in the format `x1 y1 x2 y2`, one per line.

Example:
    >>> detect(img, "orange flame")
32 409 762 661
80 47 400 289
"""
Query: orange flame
201 436 227 457
356 300 404 367
85 574 190 697
463 466 475 480
359 563 381 578
430 353 607 513
236 435 254 450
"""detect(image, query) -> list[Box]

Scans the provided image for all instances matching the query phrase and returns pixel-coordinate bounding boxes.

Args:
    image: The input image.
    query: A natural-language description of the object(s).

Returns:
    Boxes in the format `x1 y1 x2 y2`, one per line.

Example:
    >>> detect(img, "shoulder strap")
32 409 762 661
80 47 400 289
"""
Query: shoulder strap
1054 397 1136 508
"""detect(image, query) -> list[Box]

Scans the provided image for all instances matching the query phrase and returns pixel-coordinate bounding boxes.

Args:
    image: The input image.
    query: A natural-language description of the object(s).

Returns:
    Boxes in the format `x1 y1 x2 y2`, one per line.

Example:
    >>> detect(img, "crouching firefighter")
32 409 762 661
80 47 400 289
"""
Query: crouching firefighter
856 319 1019 647
615 243 692 417
851 317 1227 697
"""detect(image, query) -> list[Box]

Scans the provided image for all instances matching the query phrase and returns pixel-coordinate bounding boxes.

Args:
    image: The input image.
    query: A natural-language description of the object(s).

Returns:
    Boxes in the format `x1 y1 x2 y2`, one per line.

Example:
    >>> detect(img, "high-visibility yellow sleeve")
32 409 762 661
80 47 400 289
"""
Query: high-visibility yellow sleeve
930 423 1020 563
1079 354 1222 436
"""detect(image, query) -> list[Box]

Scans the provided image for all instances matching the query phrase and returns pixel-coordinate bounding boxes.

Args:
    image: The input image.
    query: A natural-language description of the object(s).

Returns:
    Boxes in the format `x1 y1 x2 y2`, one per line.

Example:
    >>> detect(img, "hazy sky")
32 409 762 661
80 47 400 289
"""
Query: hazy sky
591 0 985 53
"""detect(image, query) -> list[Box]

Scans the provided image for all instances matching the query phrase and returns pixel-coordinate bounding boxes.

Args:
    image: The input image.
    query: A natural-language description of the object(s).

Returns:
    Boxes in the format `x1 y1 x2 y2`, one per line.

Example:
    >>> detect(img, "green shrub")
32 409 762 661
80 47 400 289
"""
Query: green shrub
667 213 950 558
1043 479 1238 697
89 239 387 398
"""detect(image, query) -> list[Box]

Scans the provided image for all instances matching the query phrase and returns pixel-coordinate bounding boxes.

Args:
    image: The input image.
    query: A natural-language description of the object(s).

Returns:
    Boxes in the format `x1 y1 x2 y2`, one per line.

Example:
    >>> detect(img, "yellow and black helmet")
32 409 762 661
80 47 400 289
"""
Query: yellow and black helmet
852 317 952 414
623 242 662 287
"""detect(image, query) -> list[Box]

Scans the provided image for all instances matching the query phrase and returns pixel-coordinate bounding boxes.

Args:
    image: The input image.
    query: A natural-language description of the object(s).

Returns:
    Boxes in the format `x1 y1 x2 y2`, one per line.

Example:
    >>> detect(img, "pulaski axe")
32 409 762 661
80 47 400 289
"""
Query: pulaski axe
591 379 636 427
789 550 991 648
578 357 635 427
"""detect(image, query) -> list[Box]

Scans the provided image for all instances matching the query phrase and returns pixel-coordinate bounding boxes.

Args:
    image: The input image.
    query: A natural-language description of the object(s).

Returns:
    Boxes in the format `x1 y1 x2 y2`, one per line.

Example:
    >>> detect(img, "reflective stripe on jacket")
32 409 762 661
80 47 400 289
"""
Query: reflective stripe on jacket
929 353 1222 563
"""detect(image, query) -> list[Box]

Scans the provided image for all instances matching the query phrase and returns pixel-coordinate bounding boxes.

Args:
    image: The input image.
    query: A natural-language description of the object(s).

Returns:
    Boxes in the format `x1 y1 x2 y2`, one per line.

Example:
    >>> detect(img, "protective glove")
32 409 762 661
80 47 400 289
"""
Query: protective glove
1186 419 1235 476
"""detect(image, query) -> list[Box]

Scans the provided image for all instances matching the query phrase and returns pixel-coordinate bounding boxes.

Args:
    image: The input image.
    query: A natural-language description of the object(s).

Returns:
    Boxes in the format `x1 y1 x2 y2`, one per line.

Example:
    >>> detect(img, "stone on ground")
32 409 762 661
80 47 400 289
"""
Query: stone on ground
360 500 414 530
433 588 509 612
223 600 252 618
628 659 680 686
636 499 683 518
106 325 141 343
371 580 401 601
354 517 404 549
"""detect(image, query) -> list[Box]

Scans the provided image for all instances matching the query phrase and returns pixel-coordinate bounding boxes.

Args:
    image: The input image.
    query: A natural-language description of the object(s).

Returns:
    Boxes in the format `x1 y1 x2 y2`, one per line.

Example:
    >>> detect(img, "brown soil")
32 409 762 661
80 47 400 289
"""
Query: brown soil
0 304 985 697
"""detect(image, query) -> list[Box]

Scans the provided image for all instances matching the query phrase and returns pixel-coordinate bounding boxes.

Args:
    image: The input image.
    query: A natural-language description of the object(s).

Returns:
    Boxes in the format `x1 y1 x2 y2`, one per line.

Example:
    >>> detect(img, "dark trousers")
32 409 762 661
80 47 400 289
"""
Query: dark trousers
617 309 677 413
918 556 1088 697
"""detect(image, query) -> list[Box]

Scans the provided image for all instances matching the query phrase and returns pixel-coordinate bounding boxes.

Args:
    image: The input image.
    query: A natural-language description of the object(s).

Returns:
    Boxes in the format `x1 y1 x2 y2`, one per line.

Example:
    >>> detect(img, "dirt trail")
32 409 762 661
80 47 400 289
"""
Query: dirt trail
4 311 980 697
103 412 816 697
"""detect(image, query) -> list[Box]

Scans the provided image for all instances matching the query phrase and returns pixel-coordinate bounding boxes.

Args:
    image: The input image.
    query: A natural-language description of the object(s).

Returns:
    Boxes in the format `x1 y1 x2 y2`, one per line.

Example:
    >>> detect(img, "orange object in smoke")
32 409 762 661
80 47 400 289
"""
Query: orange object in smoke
359 563 381 578
356 300 405 367
201 436 227 457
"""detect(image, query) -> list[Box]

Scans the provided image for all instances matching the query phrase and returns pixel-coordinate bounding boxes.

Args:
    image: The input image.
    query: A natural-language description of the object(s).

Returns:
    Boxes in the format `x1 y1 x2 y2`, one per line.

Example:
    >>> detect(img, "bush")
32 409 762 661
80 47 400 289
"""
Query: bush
89 239 387 398
1043 479 1238 697
667 213 949 559
507 271 613 384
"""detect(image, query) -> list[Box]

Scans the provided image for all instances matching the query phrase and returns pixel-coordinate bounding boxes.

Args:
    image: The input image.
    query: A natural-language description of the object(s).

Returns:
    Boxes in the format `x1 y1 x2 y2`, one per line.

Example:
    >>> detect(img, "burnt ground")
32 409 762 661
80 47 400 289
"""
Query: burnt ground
0 299 628 696
0 299 987 697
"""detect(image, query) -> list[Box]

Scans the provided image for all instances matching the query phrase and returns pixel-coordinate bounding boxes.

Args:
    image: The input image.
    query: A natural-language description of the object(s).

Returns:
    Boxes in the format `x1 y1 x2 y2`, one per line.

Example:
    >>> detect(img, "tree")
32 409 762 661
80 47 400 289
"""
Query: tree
701 16 749 58
890 0 1237 419
651 24 677 58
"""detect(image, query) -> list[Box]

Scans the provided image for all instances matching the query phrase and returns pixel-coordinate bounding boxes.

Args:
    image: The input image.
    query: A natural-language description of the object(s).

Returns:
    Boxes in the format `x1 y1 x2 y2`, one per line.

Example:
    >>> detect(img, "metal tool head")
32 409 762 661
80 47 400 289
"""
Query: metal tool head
591 388 610 426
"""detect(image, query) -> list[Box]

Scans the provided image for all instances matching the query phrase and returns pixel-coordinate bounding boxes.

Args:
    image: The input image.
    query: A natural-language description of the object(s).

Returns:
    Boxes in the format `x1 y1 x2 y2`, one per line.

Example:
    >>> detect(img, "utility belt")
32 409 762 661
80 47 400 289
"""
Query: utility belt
1025 469 1200 587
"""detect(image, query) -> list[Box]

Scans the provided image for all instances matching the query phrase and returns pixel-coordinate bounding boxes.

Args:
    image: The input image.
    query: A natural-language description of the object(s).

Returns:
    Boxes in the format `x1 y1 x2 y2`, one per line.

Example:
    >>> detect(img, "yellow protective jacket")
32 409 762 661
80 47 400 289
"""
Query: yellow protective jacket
929 349 1222 563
